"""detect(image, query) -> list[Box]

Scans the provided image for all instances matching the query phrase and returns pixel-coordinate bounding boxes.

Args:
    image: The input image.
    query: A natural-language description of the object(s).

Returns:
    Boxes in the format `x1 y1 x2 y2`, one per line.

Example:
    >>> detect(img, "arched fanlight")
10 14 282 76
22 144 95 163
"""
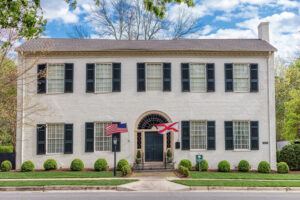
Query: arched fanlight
137 114 168 129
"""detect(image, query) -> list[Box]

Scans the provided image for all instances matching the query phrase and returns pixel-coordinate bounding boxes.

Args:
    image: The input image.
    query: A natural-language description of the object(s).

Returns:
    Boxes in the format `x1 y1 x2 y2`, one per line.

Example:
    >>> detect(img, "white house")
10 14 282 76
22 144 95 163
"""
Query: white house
16 22 277 170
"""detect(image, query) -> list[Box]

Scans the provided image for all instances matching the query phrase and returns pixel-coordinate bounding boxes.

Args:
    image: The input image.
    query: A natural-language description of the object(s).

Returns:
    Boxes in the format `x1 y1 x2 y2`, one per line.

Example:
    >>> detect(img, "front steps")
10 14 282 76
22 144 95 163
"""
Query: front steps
133 162 175 171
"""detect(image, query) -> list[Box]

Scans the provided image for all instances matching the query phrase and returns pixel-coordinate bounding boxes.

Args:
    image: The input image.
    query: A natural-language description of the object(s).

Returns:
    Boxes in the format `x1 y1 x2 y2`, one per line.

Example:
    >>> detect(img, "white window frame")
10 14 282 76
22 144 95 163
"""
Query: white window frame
189 63 207 93
190 120 207 150
94 121 112 152
46 63 65 94
233 120 250 151
45 123 65 155
145 62 163 91
233 63 250 93
95 63 113 93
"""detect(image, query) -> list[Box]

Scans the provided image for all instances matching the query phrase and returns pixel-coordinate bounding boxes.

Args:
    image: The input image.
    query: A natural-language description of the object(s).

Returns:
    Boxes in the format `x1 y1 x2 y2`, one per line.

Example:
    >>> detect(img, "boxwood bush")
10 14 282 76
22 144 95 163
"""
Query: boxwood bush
43 159 57 171
178 159 192 170
1 160 12 172
94 159 108 171
121 164 132 176
258 161 271 173
278 144 300 170
238 160 250 172
70 159 84 171
196 160 208 171
179 165 190 177
218 160 231 172
117 159 129 171
0 145 13 153
277 162 289 174
21 161 35 172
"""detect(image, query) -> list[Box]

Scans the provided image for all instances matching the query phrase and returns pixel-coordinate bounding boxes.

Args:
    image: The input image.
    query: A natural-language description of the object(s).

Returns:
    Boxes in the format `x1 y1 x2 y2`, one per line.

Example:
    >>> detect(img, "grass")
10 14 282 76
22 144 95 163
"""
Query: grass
173 180 300 187
189 171 300 180
0 179 136 187
0 171 122 179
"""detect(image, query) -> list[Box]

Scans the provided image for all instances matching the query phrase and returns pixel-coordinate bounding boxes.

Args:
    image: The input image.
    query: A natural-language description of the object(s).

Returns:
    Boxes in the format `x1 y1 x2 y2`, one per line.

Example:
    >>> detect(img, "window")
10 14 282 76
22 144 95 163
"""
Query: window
233 121 250 150
47 124 64 153
190 121 207 149
146 63 163 91
233 64 250 92
47 64 65 93
94 122 112 151
95 63 112 93
190 63 206 92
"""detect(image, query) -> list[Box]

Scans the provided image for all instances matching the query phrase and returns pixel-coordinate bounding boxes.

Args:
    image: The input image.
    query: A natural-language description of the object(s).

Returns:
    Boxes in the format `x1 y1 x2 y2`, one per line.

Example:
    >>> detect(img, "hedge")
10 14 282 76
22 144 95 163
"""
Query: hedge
278 144 300 170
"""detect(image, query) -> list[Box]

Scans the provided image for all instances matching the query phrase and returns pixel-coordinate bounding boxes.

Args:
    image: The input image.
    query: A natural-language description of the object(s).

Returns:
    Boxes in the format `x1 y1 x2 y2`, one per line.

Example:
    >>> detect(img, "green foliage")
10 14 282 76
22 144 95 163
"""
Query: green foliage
196 160 208 171
277 162 289 174
238 160 251 172
121 164 132 176
258 161 271 173
117 159 129 171
278 144 300 170
179 165 190 177
21 161 35 172
135 150 142 164
70 159 84 171
166 149 172 158
94 159 108 171
284 89 300 140
0 145 13 153
178 159 192 170
43 159 57 171
218 160 231 172
1 160 12 172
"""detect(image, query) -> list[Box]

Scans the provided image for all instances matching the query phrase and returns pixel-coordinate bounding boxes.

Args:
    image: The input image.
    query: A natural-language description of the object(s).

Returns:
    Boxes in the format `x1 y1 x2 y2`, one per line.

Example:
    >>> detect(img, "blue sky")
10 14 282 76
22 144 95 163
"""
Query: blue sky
41 0 300 60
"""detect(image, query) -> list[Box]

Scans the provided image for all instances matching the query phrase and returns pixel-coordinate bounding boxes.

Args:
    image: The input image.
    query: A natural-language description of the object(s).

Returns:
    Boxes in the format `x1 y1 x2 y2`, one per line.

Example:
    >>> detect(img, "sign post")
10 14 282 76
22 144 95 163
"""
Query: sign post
196 154 203 171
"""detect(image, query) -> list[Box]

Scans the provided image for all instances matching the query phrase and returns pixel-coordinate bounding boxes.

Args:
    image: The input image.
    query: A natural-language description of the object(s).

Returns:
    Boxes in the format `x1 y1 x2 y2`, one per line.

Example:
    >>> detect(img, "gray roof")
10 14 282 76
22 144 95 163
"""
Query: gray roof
17 38 277 52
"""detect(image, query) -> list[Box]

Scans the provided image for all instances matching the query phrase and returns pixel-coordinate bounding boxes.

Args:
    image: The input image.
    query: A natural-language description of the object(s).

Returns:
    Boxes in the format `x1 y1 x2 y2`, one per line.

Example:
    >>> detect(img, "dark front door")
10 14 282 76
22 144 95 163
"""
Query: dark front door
145 132 163 162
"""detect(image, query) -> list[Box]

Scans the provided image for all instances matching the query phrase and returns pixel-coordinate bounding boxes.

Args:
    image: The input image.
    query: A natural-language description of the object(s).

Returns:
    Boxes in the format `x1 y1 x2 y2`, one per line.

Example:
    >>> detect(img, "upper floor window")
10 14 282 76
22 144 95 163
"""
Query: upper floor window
190 63 206 92
95 63 113 93
190 121 207 150
233 121 250 150
47 64 65 93
146 63 163 91
233 64 250 92
94 122 112 151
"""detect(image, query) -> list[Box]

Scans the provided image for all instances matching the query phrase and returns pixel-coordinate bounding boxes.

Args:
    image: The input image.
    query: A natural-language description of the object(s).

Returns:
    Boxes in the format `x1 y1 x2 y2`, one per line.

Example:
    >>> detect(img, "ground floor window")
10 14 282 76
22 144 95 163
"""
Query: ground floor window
47 124 64 153
190 121 207 150
233 121 250 150
95 122 112 151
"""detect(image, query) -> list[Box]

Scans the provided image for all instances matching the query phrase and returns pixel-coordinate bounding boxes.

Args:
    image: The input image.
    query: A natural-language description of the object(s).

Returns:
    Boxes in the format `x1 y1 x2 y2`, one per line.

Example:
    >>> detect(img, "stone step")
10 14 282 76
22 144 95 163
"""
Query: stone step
133 162 175 171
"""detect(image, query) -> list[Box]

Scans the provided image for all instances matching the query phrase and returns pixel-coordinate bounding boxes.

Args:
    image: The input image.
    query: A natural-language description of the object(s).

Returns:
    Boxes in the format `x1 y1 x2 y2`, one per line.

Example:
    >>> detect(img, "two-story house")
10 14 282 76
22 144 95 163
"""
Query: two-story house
16 22 277 170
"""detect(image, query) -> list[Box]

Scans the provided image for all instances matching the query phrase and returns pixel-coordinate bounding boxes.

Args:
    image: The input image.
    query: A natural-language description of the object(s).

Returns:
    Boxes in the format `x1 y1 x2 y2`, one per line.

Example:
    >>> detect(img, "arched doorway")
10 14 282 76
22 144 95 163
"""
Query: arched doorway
135 111 173 163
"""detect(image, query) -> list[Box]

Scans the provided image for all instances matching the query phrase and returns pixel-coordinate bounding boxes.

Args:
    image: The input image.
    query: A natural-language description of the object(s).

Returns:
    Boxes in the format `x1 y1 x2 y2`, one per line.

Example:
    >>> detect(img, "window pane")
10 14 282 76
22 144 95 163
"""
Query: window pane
190 63 206 92
47 64 65 93
47 124 64 153
233 64 249 92
233 121 250 150
95 63 112 93
146 63 162 91
95 122 112 151
190 121 207 149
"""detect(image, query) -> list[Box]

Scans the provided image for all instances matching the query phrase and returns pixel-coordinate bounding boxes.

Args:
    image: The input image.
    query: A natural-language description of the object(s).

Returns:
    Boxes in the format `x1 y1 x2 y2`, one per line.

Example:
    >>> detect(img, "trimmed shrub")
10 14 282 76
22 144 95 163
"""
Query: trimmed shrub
121 165 132 176
179 165 190 177
196 160 209 171
1 160 12 172
136 150 142 164
117 159 129 171
70 159 84 171
258 161 271 173
277 162 289 174
94 159 108 171
21 161 35 172
238 160 250 172
218 160 231 172
178 159 192 170
278 144 300 170
166 149 172 158
43 159 57 171
0 145 13 153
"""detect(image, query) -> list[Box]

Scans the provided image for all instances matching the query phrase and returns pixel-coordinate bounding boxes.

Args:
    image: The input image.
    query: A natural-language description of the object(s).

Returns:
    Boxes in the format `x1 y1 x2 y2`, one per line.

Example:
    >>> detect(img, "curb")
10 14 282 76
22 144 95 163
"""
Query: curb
189 186 300 192
0 186 119 192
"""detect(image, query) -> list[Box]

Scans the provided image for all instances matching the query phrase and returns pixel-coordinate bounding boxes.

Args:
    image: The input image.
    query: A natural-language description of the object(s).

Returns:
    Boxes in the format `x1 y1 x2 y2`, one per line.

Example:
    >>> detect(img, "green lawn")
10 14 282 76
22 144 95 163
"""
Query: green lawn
189 172 300 180
173 180 300 187
0 179 136 187
0 171 122 179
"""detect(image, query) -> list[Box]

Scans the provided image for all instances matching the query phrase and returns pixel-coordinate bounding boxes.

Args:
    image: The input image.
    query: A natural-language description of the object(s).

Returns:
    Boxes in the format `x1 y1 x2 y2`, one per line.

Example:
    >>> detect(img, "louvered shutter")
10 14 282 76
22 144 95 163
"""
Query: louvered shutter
181 63 190 92
64 124 73 154
206 64 215 92
250 121 259 150
225 121 234 150
137 63 146 92
37 124 46 155
112 63 121 92
207 121 216 150
163 63 171 91
37 64 47 94
225 63 233 92
86 64 95 93
85 122 94 152
181 121 190 150
250 63 259 92
64 63 74 93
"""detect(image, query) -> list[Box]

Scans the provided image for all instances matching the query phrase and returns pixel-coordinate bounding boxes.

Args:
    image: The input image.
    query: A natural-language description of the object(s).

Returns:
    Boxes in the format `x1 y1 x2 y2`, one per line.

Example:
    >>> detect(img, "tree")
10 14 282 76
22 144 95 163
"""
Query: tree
284 89 300 140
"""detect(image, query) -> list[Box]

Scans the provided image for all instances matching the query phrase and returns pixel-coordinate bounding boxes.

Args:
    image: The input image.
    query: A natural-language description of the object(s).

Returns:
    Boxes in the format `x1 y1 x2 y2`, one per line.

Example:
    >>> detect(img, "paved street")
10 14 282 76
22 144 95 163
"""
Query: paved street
1 191 300 200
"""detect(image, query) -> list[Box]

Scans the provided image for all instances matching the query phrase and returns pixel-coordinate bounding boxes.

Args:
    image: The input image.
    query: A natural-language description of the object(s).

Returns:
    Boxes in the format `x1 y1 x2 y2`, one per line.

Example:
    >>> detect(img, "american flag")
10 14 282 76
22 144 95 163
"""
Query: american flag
154 122 179 134
105 123 128 136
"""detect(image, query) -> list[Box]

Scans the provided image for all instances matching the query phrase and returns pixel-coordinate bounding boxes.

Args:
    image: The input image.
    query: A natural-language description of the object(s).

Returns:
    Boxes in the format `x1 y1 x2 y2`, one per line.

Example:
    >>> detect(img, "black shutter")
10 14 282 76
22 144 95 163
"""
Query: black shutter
181 121 190 150
250 63 259 92
137 63 145 92
112 63 121 92
207 121 215 150
206 63 215 92
163 63 171 91
37 64 46 94
225 63 233 92
37 124 46 155
86 64 95 93
250 121 259 150
64 63 74 93
112 133 121 152
181 63 190 92
64 124 73 154
225 121 233 150
85 122 94 152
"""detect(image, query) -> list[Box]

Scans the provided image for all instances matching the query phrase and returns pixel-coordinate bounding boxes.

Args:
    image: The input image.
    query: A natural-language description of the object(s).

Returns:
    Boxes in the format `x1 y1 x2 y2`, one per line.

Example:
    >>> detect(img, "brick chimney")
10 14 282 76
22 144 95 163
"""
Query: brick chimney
258 22 270 42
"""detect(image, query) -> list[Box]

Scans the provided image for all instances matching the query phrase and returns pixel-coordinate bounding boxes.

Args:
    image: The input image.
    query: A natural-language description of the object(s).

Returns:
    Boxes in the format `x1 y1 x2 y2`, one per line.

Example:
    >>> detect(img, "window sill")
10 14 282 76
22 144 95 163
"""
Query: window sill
233 149 251 152
189 149 207 152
